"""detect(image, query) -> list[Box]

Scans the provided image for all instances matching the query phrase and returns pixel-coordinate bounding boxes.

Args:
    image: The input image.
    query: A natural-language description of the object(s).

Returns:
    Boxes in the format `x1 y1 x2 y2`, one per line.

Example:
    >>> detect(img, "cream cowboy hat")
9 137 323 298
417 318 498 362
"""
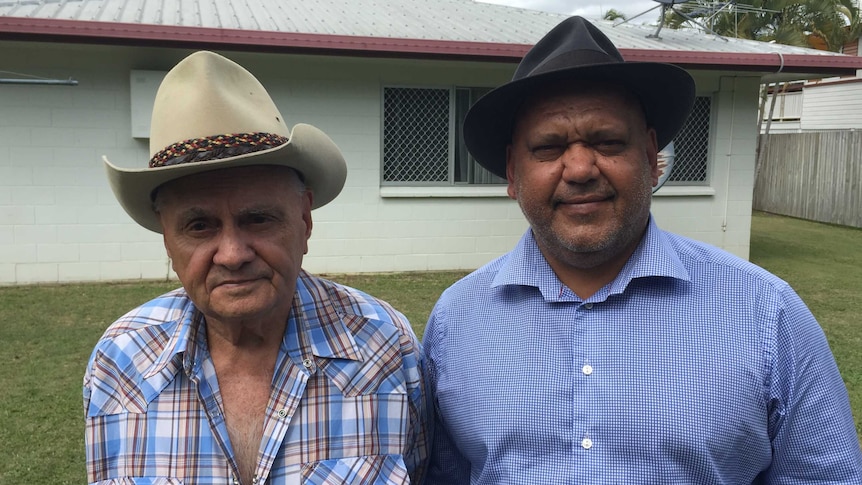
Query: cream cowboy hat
103 50 347 233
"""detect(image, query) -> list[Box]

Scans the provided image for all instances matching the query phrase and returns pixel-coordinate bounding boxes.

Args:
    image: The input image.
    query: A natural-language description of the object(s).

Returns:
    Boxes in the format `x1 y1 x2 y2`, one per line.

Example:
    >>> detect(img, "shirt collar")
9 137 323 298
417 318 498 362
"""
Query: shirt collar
142 271 365 381
610 216 691 293
290 270 363 362
492 216 690 300
141 292 199 380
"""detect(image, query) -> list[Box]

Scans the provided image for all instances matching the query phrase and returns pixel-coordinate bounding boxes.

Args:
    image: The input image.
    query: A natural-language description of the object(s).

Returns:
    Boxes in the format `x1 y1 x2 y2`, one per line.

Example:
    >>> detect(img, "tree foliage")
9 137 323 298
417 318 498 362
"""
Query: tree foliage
603 9 626 22
664 0 862 51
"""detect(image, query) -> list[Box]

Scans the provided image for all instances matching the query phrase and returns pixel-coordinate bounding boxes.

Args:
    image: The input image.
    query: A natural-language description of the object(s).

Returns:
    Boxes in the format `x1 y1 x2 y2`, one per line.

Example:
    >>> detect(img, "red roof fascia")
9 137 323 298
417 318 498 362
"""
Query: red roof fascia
3 16 862 75
0 16 530 61
622 49 862 75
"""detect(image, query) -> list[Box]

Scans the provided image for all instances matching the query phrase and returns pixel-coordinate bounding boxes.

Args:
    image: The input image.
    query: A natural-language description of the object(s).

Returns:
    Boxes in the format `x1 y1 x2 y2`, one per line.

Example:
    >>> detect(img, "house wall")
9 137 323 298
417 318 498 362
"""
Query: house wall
0 42 759 284
653 75 760 260
800 80 862 130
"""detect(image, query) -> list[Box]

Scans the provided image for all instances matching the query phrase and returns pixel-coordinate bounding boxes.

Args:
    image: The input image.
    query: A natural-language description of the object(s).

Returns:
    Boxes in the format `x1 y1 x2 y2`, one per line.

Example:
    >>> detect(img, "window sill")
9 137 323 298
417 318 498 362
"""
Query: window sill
380 185 714 198
653 186 715 197
380 186 509 198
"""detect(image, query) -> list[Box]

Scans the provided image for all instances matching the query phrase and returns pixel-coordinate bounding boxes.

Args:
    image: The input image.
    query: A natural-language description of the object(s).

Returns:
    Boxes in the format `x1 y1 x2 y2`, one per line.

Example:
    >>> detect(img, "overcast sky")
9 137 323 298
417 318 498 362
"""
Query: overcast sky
477 0 664 24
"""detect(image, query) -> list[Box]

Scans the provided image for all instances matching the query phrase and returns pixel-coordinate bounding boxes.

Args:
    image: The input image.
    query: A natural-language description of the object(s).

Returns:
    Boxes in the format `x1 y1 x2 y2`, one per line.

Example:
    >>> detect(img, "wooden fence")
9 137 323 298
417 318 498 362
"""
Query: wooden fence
754 132 862 229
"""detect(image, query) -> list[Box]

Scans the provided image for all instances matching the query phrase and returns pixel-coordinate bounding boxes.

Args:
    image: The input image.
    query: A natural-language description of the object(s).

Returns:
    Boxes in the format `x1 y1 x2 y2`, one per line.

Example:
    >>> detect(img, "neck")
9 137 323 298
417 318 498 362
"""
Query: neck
549 255 629 300
539 234 644 301
206 315 287 353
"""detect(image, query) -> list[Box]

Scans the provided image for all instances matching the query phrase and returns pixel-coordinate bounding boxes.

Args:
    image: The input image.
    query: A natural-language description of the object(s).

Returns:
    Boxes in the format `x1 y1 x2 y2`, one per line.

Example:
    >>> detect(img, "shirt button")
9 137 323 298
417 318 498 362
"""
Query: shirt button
252 476 259 484
302 358 314 369
581 437 593 449
584 303 593 309
277 408 288 418
582 364 593 376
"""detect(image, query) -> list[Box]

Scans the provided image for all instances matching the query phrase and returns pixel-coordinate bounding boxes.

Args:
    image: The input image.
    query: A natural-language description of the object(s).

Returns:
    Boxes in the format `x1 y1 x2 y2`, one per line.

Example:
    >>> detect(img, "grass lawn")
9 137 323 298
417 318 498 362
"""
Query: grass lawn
749 211 862 438
0 211 860 483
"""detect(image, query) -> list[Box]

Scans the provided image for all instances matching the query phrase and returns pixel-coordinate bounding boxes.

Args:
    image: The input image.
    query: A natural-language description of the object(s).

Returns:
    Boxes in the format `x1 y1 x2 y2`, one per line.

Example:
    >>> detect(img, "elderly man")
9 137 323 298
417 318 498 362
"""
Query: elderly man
423 16 862 484
84 51 428 484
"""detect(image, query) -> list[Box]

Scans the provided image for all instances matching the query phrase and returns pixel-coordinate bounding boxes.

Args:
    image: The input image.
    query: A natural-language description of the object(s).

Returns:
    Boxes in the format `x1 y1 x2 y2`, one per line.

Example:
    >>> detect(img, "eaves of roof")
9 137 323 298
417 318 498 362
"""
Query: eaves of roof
3 16 862 77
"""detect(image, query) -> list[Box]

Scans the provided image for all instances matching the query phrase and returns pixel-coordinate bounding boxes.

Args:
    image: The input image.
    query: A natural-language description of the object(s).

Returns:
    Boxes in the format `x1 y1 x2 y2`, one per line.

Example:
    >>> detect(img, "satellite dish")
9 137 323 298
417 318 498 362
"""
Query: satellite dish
654 141 675 193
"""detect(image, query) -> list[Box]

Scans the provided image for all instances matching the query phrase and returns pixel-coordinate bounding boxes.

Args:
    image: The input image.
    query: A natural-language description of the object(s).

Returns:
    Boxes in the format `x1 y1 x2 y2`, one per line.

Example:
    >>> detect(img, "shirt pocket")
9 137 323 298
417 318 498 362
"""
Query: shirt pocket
301 454 409 484
91 478 183 485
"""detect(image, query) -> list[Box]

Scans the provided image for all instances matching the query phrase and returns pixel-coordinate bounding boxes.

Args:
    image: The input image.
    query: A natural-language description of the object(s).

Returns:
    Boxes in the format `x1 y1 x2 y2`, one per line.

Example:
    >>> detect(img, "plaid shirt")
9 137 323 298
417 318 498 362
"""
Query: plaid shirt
84 270 429 484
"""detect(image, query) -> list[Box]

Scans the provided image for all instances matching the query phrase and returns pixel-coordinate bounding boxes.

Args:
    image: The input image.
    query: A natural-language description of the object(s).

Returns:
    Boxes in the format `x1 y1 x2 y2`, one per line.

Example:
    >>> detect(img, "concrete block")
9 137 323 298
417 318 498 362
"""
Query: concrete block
459 253 498 271
77 205 134 224
0 263 14 284
39 207 80 226
53 187 100 206
0 167 34 185
9 146 54 166
425 254 456 271
26 127 78 148
477 235 519 254
71 88 120 110
0 244 37 264
0 107 51 127
52 108 124 129
53 147 99 167
0 206 35 225
0 126 32 146
99 261 144 280
38 243 79 263
11 186 55 205
14 225 57 244
59 262 102 282
79 243 123 262
120 242 167 261
16 262 58 283
140 260 172 280
25 87 73 108
392 253 429 272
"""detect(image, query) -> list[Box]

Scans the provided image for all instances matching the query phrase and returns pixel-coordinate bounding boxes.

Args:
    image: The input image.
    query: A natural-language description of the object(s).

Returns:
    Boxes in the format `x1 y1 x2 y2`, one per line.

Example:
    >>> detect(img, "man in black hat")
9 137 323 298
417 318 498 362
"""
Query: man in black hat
423 16 862 484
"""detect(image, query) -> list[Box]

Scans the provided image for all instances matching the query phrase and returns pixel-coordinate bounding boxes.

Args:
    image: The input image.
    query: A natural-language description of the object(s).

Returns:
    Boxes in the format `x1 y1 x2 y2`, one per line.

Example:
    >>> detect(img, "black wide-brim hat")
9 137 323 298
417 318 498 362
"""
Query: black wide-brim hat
464 16 696 179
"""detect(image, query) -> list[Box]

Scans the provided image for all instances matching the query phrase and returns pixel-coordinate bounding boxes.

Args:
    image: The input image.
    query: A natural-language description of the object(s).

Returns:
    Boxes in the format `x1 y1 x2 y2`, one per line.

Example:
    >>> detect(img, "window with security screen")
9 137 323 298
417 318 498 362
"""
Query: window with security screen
383 86 506 185
668 96 711 184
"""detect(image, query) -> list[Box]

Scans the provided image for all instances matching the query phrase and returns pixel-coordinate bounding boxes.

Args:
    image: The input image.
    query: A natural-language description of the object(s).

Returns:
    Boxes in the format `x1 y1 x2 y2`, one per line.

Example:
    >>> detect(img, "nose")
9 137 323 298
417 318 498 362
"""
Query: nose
212 226 255 270
560 143 599 184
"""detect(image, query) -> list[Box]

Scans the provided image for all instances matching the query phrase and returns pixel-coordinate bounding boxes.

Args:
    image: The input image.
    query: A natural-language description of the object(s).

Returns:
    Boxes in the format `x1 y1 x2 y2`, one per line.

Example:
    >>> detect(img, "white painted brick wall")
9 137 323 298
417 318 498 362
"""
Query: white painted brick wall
0 42 761 285
16 263 58 283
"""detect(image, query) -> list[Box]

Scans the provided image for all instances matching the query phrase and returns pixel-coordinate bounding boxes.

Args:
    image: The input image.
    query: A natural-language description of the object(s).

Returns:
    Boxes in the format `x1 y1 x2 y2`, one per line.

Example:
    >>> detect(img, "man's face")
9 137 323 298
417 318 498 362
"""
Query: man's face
506 83 658 270
156 165 312 325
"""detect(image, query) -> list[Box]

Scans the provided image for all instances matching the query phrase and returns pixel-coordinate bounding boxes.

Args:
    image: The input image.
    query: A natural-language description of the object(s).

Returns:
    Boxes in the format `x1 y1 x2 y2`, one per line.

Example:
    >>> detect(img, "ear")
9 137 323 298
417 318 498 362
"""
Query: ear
302 190 313 254
506 145 518 200
162 232 171 259
162 233 179 274
647 129 660 187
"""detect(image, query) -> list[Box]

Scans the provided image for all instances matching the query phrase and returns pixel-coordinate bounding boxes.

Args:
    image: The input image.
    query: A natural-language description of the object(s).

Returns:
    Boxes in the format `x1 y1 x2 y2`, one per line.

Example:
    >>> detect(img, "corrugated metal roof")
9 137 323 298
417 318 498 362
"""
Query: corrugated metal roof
1 0 859 78
0 0 570 41
0 0 847 56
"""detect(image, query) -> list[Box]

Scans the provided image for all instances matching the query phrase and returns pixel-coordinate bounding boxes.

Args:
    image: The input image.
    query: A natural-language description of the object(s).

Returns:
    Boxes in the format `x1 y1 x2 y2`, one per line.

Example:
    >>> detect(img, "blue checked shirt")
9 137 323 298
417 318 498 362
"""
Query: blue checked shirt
424 218 862 484
84 270 429 484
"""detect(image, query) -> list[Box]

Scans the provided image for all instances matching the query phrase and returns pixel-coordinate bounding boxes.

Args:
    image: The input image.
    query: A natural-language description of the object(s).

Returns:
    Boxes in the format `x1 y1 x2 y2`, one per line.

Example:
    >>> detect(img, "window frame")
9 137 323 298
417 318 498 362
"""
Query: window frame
380 84 505 187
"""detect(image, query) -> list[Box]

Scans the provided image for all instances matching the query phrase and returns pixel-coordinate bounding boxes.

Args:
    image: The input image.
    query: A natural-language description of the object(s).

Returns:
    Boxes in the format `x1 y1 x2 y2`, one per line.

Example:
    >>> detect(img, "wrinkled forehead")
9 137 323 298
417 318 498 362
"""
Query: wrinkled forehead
513 79 647 130
153 165 305 208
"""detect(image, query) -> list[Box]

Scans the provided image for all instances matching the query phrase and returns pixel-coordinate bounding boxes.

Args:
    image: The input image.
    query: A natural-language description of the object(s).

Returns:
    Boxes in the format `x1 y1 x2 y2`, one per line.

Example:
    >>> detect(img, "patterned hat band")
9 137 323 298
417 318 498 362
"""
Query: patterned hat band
149 132 289 168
